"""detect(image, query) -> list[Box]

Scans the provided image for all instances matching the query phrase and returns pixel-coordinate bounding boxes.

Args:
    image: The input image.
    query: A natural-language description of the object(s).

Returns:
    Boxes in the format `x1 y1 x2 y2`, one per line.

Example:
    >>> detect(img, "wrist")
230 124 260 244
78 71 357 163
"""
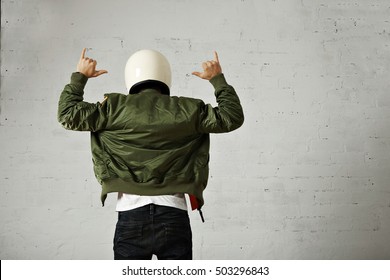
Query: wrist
209 73 226 87
71 72 89 88
76 69 89 77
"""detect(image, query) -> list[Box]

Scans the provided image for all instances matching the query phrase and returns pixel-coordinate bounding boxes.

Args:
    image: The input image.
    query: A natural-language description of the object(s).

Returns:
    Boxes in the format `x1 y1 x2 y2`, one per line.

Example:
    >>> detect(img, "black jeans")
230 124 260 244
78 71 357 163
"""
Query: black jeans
113 204 192 260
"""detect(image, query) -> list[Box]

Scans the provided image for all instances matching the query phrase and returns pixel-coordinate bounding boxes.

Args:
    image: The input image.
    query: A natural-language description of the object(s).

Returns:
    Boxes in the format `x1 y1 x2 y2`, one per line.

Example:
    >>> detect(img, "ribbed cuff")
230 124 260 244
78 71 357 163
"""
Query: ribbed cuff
209 73 228 89
70 72 88 89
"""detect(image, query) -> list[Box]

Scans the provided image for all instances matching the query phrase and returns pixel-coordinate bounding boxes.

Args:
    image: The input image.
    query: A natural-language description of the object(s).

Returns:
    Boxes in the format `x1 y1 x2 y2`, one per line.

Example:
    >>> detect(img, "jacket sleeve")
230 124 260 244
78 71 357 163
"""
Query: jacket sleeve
57 72 108 131
197 74 244 133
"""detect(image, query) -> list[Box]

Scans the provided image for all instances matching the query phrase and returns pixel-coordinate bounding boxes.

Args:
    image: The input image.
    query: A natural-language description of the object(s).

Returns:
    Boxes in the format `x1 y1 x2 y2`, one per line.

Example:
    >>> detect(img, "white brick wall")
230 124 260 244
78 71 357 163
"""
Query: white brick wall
1 0 389 259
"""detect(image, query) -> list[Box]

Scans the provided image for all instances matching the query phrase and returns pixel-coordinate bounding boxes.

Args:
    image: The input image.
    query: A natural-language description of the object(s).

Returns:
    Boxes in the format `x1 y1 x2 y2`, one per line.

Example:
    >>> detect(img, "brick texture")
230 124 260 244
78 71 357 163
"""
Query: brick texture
1 0 389 259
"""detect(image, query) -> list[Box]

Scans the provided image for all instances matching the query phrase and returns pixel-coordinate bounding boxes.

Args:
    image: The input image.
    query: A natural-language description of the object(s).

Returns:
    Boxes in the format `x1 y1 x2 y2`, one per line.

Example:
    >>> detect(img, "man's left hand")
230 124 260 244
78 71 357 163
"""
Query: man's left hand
77 48 108 78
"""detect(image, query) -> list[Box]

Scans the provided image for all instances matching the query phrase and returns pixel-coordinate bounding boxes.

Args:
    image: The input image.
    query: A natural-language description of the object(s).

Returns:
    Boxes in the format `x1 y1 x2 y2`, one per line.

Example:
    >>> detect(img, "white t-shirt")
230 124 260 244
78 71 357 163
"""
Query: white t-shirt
116 193 188 212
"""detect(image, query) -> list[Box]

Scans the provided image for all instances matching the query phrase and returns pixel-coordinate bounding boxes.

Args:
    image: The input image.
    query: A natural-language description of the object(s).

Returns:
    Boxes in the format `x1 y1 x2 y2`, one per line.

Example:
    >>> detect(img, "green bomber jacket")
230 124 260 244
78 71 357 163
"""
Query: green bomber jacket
57 72 244 209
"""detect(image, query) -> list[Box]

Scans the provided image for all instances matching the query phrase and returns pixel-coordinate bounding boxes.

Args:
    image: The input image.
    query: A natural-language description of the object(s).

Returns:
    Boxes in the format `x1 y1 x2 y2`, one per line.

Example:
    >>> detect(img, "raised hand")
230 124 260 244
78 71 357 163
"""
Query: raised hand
192 51 222 80
77 48 108 78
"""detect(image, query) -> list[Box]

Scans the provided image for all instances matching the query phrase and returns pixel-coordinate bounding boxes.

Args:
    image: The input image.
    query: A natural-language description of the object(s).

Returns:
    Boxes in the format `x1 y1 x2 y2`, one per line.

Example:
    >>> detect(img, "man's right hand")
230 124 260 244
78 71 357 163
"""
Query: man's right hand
192 51 222 80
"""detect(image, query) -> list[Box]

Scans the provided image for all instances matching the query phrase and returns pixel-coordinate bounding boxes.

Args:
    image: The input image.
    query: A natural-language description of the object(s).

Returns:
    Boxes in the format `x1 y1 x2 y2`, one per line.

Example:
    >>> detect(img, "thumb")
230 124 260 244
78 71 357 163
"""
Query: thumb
93 69 108 77
192 71 203 78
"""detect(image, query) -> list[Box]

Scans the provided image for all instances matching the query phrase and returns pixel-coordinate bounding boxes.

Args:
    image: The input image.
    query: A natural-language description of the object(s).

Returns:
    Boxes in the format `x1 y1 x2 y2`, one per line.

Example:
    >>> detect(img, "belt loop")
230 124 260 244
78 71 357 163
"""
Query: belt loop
150 204 154 215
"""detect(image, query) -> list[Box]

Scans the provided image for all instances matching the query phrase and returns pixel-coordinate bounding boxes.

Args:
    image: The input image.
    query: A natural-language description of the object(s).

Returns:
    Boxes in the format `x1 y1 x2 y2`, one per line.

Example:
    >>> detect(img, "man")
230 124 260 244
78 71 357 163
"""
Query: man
58 48 244 260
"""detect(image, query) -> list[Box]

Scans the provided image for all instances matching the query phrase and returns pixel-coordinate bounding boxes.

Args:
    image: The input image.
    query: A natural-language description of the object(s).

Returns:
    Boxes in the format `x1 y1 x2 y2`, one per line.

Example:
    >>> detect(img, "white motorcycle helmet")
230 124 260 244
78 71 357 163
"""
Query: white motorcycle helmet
125 49 172 95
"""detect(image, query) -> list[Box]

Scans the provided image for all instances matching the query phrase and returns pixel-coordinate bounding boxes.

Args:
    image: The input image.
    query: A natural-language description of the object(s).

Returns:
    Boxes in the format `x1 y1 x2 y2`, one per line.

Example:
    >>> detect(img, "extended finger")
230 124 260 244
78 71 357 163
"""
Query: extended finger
80 48 87 60
214 51 219 63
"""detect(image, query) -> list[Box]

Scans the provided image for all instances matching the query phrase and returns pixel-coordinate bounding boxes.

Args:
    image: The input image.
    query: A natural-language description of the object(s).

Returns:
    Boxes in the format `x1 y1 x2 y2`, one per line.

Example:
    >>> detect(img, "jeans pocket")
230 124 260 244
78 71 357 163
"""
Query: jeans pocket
163 220 192 246
113 223 143 257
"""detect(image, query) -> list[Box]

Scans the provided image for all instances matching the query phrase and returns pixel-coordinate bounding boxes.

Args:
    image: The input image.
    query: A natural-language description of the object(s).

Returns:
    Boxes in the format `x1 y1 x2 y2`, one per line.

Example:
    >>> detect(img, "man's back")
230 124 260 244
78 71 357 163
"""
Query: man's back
58 71 243 208
91 88 210 204
58 49 243 259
